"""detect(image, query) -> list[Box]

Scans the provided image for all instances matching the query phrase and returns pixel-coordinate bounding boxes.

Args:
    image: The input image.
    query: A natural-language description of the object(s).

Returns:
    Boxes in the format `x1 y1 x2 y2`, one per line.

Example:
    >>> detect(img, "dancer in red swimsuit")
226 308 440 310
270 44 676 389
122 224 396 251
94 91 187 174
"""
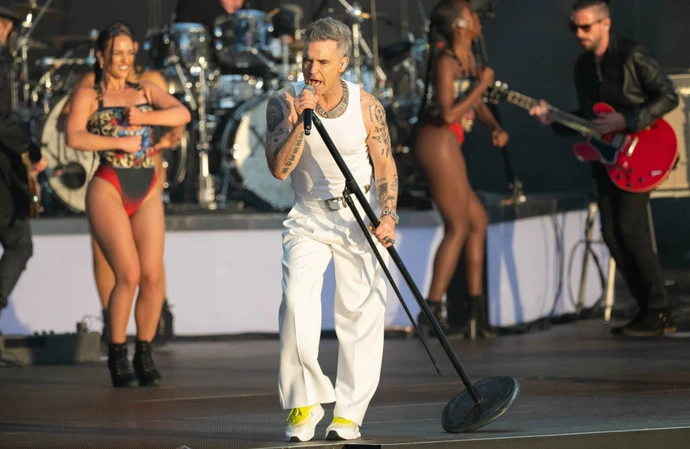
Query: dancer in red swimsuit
66 22 191 387
414 0 508 338
59 22 184 351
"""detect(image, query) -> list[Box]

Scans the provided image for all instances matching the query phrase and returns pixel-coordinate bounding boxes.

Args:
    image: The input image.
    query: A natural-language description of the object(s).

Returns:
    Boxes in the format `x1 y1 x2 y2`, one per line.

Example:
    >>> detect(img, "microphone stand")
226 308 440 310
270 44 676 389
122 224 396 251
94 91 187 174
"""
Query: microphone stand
475 33 526 206
312 114 520 432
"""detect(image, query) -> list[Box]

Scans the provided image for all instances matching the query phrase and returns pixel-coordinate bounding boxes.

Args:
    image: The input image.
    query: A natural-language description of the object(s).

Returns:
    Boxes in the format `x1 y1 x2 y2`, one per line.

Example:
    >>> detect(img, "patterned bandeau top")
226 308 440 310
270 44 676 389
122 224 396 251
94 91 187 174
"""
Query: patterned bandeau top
426 77 478 133
86 82 155 169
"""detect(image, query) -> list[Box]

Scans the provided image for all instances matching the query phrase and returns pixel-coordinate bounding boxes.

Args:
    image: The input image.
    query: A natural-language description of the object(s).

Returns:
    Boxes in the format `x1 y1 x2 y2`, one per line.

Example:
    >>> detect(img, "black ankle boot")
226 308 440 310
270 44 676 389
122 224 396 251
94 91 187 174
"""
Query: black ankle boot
152 300 174 346
417 299 449 337
107 343 136 387
133 340 161 386
467 295 498 339
101 309 110 353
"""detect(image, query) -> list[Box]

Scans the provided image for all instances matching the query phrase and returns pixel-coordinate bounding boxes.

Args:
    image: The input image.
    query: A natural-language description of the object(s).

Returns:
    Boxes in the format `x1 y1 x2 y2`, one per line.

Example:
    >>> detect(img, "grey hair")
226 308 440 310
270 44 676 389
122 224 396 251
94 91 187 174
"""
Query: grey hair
303 17 352 59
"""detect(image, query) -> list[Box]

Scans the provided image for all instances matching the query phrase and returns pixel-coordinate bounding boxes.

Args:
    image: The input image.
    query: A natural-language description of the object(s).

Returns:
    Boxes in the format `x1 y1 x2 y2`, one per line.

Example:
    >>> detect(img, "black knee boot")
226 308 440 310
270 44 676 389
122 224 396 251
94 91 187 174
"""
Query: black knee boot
107 343 136 387
133 340 161 386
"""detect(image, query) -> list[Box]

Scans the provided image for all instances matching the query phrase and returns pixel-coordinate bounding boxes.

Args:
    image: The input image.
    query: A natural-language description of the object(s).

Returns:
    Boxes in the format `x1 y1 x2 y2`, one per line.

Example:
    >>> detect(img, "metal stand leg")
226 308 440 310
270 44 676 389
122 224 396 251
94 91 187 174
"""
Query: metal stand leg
604 257 617 324
577 202 599 314
312 115 519 433
576 201 616 323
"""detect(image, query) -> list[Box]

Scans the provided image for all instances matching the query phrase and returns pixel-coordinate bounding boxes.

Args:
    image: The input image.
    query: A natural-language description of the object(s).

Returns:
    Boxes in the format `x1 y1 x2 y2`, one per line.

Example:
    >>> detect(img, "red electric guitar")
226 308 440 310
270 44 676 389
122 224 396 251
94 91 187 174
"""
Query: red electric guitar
486 81 678 193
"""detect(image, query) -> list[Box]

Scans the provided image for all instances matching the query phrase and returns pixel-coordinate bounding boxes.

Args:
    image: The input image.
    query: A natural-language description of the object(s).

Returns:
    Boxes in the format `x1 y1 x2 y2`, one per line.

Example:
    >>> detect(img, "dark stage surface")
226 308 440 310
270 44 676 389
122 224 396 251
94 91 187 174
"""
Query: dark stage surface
1 321 689 449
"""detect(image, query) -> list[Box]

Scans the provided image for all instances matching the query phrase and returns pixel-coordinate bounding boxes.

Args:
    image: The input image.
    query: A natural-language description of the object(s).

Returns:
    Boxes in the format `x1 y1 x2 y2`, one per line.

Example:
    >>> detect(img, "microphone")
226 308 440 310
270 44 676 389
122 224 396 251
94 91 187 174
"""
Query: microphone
303 84 315 136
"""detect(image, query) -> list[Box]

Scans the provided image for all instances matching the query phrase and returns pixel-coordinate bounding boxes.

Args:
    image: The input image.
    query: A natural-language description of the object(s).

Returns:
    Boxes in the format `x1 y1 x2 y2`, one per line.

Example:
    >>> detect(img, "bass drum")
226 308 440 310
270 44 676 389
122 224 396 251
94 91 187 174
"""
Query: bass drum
41 94 100 213
218 93 294 210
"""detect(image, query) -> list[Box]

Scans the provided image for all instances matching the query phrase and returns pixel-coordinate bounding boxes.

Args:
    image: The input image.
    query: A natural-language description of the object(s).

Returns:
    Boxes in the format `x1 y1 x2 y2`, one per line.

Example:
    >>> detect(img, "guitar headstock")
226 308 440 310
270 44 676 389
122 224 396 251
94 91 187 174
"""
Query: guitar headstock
485 80 510 105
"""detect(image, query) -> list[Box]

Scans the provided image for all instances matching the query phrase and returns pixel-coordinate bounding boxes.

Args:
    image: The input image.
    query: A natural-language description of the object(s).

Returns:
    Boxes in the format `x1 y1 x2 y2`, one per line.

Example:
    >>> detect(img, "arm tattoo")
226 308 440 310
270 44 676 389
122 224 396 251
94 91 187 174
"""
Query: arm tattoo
281 131 304 174
266 93 289 133
376 175 397 213
377 179 388 206
375 103 385 126
265 91 293 157
269 128 291 155
368 101 392 158
366 95 397 214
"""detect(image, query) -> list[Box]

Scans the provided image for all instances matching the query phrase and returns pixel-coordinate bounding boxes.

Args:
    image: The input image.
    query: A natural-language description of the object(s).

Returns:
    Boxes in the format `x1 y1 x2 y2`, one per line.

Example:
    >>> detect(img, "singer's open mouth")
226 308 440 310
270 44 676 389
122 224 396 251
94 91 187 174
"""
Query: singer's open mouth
308 79 323 87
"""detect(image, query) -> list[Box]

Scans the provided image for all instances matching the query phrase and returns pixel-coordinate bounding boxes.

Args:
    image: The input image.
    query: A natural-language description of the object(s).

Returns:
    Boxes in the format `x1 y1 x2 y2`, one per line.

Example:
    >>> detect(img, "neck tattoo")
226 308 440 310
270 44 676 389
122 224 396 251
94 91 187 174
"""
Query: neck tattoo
315 79 349 119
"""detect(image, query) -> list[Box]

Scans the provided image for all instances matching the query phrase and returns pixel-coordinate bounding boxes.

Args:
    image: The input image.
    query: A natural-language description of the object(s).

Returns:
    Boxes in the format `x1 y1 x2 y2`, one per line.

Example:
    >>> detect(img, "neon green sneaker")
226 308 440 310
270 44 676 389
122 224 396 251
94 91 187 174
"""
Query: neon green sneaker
325 417 361 440
285 403 324 442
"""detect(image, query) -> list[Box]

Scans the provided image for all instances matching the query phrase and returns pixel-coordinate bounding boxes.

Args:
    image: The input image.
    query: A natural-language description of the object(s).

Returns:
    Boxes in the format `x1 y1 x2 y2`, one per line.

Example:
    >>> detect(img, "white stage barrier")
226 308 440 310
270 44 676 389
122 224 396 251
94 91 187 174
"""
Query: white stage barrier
0 201 608 336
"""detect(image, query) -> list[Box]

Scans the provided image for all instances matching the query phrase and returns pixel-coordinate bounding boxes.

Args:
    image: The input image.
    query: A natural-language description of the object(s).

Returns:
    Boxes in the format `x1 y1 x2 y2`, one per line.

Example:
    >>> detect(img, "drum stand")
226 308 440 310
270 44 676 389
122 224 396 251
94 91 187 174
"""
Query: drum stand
194 58 217 210
336 0 386 95
168 49 216 210
33 55 94 113
311 114 520 432
13 0 58 106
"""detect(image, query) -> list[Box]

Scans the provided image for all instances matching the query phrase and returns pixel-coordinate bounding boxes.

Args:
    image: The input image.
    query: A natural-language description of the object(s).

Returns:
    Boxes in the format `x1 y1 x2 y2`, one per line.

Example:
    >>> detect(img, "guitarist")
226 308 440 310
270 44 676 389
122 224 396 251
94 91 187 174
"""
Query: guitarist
0 8 47 322
529 0 679 337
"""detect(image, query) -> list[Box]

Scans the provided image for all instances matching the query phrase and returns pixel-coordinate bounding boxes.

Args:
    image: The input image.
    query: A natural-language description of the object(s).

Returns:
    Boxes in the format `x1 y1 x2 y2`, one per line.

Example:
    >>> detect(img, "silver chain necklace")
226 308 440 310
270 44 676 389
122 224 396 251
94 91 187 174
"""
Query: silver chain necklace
315 79 349 119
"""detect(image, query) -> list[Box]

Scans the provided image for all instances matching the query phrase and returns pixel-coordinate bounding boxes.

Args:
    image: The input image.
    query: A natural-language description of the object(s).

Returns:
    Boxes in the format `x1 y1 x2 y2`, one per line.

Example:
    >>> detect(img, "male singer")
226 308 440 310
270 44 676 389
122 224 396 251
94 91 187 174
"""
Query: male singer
265 17 398 442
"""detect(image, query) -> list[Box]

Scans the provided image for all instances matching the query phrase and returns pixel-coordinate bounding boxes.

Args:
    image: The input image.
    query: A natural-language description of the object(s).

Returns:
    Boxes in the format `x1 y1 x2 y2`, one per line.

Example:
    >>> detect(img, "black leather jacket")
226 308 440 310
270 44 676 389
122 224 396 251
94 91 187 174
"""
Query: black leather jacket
0 44 42 221
559 34 679 135
0 45 40 162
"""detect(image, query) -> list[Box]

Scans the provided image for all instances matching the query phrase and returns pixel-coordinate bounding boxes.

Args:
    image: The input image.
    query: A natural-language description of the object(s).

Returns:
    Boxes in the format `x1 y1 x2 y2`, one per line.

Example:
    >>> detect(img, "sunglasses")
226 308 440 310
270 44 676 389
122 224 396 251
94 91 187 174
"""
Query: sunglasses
568 18 604 33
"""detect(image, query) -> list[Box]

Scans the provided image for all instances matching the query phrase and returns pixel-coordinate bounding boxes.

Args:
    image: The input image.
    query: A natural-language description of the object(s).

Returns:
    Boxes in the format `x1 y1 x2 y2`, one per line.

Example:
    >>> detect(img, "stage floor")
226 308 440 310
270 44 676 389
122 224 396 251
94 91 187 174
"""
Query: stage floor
0 321 689 449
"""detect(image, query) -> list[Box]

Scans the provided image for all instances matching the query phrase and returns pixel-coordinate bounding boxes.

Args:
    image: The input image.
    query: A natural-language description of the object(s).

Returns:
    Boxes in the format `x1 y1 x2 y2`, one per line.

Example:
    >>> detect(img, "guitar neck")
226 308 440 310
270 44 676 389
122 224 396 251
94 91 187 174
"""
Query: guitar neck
504 90 600 138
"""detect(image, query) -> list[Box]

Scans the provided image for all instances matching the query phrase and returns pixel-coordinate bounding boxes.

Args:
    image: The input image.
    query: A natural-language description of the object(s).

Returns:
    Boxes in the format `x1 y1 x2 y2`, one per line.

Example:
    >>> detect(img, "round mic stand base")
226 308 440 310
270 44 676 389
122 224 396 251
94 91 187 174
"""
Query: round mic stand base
442 376 520 432
312 115 520 433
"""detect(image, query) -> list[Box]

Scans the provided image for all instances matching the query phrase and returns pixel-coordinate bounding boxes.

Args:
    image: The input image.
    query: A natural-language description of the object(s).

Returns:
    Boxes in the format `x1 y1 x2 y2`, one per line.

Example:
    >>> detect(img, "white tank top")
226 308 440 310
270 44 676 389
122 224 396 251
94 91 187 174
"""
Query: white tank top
289 80 371 201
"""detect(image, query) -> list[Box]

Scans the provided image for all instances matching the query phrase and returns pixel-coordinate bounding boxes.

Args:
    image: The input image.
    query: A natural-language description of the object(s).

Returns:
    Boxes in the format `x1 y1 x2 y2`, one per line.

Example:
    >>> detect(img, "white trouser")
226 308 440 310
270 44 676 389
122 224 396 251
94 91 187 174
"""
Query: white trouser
278 191 389 426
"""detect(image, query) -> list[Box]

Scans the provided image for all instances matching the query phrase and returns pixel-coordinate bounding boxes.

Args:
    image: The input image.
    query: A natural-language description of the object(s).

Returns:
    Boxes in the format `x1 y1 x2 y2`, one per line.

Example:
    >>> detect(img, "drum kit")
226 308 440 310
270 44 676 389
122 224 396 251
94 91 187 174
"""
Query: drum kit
8 0 431 215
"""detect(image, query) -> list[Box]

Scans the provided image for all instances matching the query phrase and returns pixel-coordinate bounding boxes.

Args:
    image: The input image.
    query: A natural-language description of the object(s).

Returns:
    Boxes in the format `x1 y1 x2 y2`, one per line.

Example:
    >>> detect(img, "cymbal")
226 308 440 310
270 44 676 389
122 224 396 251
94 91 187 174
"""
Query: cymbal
330 12 371 21
12 1 65 17
49 34 91 43
26 39 48 49
13 38 49 50
328 10 391 21
48 34 92 50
